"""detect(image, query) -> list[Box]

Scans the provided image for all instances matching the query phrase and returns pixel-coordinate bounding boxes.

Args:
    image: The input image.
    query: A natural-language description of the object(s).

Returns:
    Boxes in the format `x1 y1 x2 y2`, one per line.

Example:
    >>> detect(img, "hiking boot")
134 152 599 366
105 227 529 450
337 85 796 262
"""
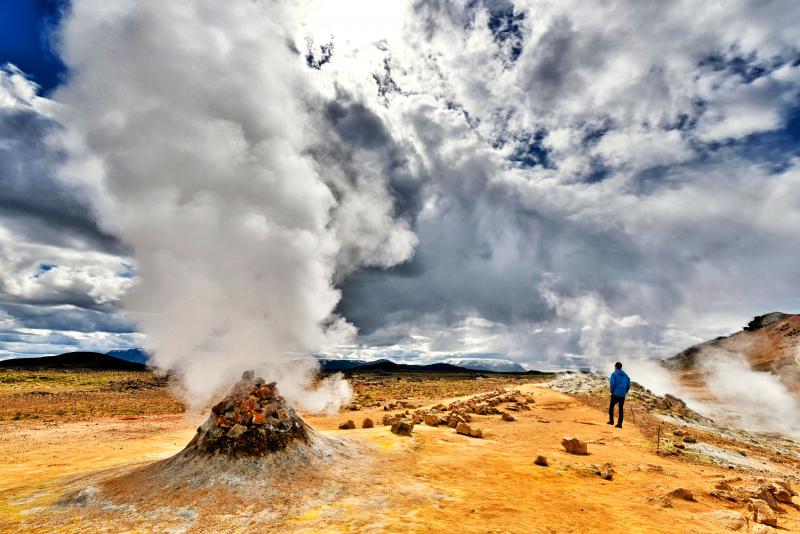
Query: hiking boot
615 423 622 428
607 420 614 425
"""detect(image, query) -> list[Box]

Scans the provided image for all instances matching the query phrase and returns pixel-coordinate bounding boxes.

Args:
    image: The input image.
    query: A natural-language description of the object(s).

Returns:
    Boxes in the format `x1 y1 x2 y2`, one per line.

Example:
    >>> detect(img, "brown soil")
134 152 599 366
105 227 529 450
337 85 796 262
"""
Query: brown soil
1 376 798 533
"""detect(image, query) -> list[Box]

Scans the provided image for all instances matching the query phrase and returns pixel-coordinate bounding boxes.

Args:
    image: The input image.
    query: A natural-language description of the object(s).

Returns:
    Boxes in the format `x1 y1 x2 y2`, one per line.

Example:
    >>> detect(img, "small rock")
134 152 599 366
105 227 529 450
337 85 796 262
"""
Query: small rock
750 498 778 527
227 423 247 439
598 463 614 480
668 488 695 501
502 412 516 422
701 510 747 531
391 420 414 437
768 480 796 503
534 455 548 467
339 420 356 430
469 428 484 439
456 422 472 436
251 411 266 425
751 524 777 534
362 418 374 429
683 435 697 444
424 414 439 426
561 436 588 455
646 496 673 508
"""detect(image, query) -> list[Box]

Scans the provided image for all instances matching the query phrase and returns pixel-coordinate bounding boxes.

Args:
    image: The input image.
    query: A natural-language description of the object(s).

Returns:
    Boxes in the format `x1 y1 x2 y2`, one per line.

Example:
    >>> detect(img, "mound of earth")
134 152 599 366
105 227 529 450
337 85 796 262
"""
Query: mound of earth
184 370 311 457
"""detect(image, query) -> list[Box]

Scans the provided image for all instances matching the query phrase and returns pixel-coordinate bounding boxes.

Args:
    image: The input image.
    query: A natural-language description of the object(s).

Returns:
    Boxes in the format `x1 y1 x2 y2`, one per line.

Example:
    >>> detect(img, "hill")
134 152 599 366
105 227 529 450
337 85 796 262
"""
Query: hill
0 352 147 371
665 312 800 401
107 348 149 365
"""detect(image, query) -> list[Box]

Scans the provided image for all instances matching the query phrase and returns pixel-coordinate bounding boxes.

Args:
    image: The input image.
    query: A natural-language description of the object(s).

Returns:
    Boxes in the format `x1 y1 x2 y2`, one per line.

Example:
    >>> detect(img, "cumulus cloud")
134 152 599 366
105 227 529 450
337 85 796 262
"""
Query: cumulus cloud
2 0 800 404
49 1 415 408
0 65 135 358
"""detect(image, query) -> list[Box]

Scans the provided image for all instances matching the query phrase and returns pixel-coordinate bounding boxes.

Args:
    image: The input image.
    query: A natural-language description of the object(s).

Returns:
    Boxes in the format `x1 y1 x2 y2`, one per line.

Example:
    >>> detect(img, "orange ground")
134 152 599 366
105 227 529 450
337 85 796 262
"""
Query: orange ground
1 384 798 533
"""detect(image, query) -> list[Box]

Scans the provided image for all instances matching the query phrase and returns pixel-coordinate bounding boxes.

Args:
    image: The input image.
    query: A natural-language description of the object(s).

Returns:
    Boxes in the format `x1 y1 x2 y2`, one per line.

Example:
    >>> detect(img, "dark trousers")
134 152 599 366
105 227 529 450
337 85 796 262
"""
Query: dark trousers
609 395 625 424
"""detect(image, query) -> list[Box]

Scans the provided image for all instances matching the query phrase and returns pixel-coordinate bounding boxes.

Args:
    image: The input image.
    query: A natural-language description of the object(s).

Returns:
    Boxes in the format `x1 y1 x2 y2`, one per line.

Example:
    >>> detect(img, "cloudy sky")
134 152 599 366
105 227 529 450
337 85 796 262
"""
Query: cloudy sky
1 0 799 377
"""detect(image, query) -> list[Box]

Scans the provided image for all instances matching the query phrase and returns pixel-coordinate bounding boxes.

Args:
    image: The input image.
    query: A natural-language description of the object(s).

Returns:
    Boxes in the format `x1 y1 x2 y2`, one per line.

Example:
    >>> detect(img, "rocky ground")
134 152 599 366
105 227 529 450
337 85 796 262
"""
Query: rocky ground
544 373 800 475
1 371 799 532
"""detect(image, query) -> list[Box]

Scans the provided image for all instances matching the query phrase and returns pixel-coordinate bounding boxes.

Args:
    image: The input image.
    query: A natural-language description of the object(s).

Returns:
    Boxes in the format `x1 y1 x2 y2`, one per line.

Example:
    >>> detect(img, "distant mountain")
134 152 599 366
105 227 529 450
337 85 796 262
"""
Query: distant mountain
317 359 371 371
352 359 471 373
665 312 800 400
318 358 472 373
0 351 147 371
444 358 527 373
107 348 149 365
317 357 538 374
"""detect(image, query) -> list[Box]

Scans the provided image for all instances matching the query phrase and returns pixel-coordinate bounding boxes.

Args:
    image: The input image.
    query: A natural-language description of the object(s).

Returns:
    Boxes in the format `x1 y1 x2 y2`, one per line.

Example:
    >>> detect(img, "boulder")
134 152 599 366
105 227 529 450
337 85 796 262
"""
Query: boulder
534 455 548 467
424 414 440 426
391 420 414 437
362 418 374 429
683 435 698 444
561 436 588 455
501 412 516 422
750 498 778 527
338 420 356 430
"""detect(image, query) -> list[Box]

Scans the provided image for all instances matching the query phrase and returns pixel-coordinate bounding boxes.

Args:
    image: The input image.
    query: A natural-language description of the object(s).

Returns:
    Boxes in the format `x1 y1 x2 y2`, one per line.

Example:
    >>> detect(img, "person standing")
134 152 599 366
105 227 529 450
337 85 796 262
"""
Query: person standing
607 362 630 428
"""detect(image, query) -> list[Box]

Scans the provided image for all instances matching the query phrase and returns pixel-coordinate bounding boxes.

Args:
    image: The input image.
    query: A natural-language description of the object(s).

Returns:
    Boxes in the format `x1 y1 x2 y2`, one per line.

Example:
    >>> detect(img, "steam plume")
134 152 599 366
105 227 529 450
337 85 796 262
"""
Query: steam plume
52 1 414 408
699 349 800 435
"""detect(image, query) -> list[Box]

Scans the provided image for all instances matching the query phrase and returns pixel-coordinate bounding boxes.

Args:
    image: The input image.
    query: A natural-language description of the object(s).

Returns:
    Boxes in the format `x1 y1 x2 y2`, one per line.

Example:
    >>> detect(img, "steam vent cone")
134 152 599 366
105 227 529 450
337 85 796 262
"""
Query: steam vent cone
184 370 311 457
90 370 353 510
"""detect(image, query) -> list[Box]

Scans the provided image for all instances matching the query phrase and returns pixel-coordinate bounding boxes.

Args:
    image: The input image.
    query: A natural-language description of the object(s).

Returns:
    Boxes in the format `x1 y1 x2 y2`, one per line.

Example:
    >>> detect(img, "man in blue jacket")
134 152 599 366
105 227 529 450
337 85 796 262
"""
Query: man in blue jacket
608 362 631 428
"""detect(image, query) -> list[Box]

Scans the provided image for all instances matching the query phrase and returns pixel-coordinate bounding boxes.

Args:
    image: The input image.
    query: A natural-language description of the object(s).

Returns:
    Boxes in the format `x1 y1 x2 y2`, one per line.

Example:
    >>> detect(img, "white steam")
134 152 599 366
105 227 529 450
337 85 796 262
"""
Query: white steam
52 1 414 410
699 348 800 435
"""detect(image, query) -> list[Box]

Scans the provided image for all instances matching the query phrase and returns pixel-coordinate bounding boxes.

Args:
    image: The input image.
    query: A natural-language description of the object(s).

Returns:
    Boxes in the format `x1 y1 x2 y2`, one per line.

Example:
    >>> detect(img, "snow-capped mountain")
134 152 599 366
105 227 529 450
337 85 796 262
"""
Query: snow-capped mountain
443 358 526 373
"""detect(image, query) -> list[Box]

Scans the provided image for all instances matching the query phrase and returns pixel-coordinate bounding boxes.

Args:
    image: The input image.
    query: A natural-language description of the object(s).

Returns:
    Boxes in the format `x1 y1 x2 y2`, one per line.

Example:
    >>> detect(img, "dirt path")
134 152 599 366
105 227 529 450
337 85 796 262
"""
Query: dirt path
1 386 797 532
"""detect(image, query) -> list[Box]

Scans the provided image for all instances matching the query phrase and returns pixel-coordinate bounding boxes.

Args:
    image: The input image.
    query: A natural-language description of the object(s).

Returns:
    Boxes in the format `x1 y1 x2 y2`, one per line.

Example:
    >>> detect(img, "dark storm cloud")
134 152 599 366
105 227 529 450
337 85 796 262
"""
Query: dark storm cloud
3 0 800 373
0 66 134 357
0 302 134 333
0 102 126 254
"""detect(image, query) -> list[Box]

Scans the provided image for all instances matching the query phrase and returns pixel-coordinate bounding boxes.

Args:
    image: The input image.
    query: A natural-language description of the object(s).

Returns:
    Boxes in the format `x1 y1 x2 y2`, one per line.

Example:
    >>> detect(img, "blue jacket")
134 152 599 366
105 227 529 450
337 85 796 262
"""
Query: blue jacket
610 369 631 398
